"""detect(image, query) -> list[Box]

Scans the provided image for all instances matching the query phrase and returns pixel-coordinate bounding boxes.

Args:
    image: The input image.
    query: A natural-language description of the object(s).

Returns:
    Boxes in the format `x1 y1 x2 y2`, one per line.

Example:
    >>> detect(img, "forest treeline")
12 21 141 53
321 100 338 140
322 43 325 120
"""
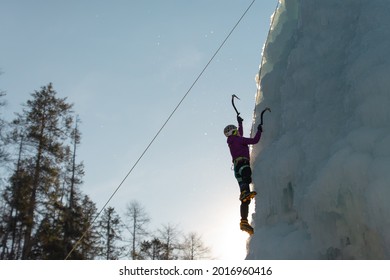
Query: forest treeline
0 83 210 260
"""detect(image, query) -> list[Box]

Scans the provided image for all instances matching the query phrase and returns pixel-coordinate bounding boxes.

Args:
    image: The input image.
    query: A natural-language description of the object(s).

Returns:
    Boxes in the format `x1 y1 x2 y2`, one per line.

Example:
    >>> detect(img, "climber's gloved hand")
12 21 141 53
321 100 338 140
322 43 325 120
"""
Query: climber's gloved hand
237 115 243 123
257 124 263 132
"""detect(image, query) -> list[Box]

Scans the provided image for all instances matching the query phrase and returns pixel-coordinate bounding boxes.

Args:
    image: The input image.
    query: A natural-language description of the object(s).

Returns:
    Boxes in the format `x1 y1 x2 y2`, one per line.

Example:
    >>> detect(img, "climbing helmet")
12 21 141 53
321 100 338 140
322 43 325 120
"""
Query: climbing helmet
224 124 237 137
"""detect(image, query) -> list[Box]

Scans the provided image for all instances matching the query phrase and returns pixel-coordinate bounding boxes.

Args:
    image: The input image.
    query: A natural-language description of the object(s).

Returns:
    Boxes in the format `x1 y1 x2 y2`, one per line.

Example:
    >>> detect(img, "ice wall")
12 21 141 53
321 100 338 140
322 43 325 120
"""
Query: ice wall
248 0 390 259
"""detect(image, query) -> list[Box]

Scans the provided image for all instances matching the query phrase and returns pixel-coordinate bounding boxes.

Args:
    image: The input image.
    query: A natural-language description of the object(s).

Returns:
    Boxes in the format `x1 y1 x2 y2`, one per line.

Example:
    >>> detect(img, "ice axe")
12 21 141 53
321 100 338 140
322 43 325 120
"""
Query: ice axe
231 94 241 116
260 107 271 126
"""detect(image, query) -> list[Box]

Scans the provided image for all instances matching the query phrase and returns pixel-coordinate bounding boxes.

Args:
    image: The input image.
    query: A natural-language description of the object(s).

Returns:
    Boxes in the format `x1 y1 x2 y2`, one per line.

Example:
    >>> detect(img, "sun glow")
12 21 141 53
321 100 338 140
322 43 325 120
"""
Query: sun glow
206 197 255 260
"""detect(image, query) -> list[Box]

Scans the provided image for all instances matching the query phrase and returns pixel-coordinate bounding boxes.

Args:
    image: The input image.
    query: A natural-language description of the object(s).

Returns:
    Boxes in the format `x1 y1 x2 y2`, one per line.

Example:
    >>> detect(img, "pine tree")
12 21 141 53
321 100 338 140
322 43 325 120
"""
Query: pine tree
74 195 100 260
0 89 10 259
1 84 73 259
0 90 8 167
0 130 27 259
97 207 125 260
139 238 165 260
0 84 104 260
61 116 90 259
0 72 9 166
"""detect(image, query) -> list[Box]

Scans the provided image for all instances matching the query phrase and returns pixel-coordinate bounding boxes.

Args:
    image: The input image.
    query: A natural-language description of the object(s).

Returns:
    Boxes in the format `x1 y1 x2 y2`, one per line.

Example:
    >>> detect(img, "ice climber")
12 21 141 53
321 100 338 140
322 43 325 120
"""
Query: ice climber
224 115 262 235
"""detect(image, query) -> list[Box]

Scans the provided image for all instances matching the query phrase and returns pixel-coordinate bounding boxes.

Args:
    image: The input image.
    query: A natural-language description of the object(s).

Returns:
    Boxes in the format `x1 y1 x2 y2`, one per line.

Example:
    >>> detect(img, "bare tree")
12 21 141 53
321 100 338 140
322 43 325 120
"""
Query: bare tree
181 232 211 260
157 223 181 260
124 200 150 259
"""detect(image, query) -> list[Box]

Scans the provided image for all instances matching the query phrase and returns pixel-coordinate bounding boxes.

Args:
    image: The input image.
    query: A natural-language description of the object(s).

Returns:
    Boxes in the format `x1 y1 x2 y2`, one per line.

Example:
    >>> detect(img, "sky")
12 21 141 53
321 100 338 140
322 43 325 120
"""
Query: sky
0 0 277 259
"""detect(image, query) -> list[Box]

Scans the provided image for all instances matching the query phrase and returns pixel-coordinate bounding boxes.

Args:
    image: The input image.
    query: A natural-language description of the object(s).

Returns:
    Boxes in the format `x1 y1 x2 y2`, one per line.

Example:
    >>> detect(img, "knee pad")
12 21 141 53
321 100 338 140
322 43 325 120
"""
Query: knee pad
241 166 252 184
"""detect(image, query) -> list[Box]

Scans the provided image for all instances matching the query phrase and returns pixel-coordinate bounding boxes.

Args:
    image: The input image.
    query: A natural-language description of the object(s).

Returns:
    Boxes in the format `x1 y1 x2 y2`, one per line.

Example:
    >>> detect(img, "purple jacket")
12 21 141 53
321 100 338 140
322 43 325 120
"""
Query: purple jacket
227 121 261 162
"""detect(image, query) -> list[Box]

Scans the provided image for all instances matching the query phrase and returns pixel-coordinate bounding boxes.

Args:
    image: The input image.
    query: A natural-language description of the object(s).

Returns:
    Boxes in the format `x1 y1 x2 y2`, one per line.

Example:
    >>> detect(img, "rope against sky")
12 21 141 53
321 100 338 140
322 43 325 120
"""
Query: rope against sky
65 0 258 259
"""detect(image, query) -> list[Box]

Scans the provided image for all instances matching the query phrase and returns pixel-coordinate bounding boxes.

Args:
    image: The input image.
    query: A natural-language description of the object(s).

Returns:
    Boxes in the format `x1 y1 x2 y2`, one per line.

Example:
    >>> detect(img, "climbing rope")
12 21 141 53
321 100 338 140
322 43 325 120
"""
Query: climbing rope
65 0 258 260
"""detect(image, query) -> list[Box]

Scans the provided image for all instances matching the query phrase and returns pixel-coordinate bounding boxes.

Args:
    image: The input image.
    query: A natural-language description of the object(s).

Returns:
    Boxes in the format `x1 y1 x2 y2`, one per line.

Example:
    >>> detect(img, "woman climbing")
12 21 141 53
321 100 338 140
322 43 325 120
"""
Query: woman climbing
224 115 262 235
224 95 269 235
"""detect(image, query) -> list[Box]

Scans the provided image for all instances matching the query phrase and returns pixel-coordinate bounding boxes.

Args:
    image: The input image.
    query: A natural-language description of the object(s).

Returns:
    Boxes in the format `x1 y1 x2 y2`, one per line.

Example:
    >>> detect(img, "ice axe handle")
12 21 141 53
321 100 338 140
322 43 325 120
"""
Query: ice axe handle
260 107 271 126
231 94 240 116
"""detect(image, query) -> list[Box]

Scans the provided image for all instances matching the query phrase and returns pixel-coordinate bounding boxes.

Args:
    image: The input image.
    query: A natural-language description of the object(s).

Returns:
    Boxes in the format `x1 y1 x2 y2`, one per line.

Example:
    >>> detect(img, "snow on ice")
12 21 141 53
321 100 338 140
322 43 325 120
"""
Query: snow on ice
248 0 390 259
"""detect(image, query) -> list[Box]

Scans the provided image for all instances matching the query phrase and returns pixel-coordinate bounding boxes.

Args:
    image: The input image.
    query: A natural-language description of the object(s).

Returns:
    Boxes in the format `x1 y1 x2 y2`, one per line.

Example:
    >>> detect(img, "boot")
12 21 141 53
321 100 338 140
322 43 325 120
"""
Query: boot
239 190 257 202
240 219 254 235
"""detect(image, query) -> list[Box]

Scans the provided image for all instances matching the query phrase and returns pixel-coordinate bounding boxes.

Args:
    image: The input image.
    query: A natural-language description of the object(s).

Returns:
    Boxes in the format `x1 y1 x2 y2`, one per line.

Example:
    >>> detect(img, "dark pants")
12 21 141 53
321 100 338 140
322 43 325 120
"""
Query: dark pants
234 158 252 220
